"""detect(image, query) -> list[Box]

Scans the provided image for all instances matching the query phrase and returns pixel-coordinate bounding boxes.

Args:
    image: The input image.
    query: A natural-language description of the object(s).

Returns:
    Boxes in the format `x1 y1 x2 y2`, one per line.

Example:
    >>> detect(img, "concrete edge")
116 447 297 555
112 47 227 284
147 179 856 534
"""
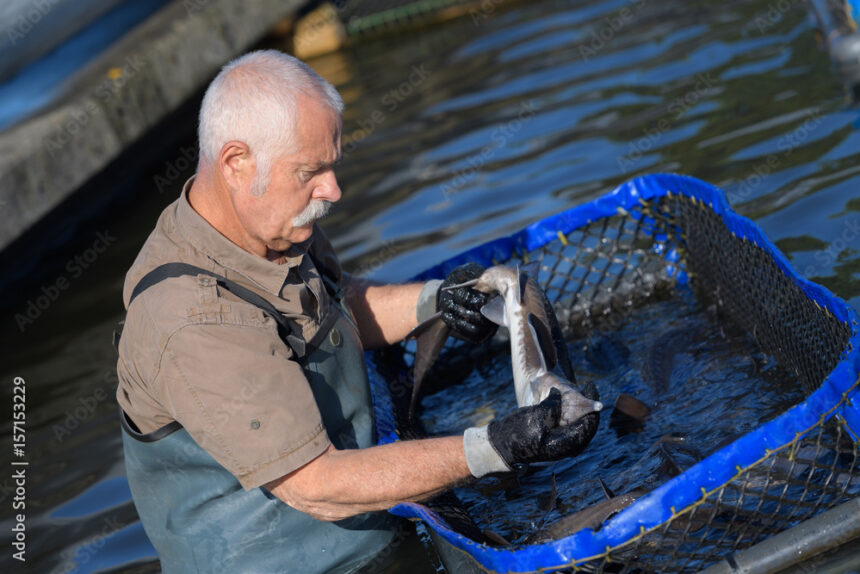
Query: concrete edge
0 0 305 252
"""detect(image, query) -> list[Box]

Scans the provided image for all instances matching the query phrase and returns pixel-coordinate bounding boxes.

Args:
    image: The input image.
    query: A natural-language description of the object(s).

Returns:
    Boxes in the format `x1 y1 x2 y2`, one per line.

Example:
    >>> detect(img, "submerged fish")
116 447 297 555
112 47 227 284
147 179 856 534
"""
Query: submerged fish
641 327 704 394
526 484 646 543
585 332 631 373
528 436 709 544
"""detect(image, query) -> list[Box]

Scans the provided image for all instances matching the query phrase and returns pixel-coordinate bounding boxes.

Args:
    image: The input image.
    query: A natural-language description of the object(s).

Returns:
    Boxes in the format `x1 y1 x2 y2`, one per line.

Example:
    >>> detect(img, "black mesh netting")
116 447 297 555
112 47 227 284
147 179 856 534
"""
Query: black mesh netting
670 193 852 395
370 192 858 573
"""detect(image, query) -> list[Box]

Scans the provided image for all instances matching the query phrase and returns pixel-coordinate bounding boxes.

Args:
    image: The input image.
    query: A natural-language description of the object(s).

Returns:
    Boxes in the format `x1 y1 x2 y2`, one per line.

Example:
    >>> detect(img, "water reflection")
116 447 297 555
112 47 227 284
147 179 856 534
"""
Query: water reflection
1 0 858 571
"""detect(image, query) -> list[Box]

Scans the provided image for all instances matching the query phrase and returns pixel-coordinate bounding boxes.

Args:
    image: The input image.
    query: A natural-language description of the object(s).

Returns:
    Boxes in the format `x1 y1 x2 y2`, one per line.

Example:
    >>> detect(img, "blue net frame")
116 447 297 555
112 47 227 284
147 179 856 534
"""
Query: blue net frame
366 173 860 573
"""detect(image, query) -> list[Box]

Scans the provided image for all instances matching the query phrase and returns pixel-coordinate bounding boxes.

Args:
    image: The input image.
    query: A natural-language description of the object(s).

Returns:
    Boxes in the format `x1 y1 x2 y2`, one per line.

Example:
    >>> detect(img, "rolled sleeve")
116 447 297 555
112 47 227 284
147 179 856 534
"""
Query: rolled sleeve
157 321 331 490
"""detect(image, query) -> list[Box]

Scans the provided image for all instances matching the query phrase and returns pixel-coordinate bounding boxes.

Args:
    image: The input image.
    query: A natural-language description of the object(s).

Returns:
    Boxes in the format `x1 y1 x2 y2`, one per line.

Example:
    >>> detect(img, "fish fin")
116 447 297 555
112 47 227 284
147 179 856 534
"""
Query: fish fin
409 315 450 422
513 265 524 304
528 312 558 372
480 296 508 326
598 477 615 500
515 261 540 303
406 312 443 340
482 529 511 546
519 272 528 303
520 260 540 277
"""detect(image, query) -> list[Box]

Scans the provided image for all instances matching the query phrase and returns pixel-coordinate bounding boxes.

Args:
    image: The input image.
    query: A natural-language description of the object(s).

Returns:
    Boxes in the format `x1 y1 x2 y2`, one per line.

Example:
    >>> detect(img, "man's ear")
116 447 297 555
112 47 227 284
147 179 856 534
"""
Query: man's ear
219 141 254 192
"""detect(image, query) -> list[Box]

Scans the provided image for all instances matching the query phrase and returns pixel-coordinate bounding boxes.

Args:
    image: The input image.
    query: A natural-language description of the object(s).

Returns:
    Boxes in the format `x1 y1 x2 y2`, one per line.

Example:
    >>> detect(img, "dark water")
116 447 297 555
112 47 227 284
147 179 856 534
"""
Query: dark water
421 288 805 543
0 0 171 130
2 0 859 571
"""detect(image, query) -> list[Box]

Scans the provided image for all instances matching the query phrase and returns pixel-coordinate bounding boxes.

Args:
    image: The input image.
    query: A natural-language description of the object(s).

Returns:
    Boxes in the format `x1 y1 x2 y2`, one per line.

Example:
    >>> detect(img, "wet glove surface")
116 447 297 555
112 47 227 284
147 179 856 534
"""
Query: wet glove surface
438 263 498 344
487 388 565 470
464 389 596 477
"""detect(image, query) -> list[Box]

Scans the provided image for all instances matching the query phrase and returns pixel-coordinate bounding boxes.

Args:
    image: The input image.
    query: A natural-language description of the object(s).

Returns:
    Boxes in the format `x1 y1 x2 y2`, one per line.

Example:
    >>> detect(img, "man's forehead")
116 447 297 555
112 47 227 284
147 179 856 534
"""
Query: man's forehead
288 111 341 166
289 144 341 167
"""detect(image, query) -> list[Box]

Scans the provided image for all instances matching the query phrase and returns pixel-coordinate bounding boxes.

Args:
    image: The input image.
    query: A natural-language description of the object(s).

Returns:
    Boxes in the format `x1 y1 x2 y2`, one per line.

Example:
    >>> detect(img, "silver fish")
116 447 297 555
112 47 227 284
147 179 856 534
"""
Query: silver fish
444 262 603 425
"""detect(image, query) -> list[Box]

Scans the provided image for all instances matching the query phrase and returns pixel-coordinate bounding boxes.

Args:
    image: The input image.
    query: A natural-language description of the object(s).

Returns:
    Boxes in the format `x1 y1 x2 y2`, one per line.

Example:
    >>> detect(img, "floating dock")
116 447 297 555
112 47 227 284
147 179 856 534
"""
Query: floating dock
0 0 305 253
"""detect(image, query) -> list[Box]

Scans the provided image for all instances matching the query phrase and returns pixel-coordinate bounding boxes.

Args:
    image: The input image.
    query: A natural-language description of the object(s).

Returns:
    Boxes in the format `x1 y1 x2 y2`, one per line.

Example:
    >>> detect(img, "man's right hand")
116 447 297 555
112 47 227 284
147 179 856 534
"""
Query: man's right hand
437 263 498 344
463 388 568 477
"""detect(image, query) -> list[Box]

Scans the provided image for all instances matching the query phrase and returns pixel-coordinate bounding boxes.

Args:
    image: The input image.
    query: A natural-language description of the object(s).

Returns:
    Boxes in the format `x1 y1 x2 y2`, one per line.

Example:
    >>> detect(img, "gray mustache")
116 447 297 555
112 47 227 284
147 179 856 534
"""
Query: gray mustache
293 200 332 227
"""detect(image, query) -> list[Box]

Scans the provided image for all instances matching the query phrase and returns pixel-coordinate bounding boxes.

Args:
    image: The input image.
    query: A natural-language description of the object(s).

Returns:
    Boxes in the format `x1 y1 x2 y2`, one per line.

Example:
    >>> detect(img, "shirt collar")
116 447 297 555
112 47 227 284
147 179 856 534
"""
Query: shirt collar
176 176 313 296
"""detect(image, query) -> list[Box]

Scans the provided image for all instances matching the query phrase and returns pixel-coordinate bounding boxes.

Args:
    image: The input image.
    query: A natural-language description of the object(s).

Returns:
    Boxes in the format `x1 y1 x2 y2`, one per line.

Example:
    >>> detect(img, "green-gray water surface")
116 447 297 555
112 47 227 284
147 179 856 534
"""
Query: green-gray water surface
1 0 859 571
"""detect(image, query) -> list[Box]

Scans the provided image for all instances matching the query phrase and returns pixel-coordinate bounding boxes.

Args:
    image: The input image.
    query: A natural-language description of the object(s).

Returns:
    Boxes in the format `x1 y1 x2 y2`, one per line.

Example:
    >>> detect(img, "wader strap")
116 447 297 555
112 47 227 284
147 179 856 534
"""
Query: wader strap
128 262 307 358
320 273 343 303
119 258 349 441
120 406 183 441
118 277 342 444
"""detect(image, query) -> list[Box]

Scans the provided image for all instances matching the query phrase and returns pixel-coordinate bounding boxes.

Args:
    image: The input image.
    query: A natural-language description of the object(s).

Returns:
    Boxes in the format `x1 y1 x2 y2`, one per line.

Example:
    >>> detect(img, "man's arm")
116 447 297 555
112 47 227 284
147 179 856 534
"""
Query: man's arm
265 437 469 522
342 263 498 350
343 274 424 348
266 389 567 522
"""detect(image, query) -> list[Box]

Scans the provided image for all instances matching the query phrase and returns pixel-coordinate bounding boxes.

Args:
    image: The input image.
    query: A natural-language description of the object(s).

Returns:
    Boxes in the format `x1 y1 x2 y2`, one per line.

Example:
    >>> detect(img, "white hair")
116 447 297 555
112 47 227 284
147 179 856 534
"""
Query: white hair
198 50 343 195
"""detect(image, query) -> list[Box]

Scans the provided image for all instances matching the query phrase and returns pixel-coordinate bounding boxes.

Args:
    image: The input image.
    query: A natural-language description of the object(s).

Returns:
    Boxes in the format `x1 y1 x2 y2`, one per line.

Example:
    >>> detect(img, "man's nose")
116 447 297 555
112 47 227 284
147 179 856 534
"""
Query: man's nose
315 170 342 203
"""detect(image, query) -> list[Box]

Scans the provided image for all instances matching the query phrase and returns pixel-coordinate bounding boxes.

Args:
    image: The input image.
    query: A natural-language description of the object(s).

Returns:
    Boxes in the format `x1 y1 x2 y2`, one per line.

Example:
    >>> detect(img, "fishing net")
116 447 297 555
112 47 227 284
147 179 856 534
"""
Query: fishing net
365 173 860 573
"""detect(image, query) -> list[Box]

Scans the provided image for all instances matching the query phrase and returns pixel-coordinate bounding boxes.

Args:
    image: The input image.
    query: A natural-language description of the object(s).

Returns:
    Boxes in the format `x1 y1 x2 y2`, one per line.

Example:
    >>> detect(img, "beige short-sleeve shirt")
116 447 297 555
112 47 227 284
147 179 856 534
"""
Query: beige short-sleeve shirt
116 178 344 490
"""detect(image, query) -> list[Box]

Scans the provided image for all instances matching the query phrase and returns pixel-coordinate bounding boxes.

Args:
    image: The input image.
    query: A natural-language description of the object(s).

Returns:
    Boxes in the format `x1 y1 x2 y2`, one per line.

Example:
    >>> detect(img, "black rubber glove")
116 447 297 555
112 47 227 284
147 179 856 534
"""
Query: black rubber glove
438 263 498 344
463 389 566 477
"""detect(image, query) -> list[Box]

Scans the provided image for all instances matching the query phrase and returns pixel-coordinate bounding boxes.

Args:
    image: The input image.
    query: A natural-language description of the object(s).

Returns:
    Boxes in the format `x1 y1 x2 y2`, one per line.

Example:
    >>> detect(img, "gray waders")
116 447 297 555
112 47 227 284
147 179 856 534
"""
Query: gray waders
117 263 400 573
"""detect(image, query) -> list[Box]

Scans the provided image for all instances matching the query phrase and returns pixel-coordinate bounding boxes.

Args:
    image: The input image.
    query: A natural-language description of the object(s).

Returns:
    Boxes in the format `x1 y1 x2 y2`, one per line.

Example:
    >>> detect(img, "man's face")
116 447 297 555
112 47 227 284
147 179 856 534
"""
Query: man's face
232 96 342 254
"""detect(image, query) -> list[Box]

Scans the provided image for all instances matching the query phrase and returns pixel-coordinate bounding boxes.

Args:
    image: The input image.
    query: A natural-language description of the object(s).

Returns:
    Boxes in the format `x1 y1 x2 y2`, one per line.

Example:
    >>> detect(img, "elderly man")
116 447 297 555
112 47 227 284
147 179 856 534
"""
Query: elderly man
116 50 571 573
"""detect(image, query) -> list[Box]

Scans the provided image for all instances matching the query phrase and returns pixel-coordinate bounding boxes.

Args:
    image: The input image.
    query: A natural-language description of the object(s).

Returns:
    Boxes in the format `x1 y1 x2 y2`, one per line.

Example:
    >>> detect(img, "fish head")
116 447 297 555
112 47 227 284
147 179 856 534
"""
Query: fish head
474 265 518 296
537 373 603 425
442 265 518 297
